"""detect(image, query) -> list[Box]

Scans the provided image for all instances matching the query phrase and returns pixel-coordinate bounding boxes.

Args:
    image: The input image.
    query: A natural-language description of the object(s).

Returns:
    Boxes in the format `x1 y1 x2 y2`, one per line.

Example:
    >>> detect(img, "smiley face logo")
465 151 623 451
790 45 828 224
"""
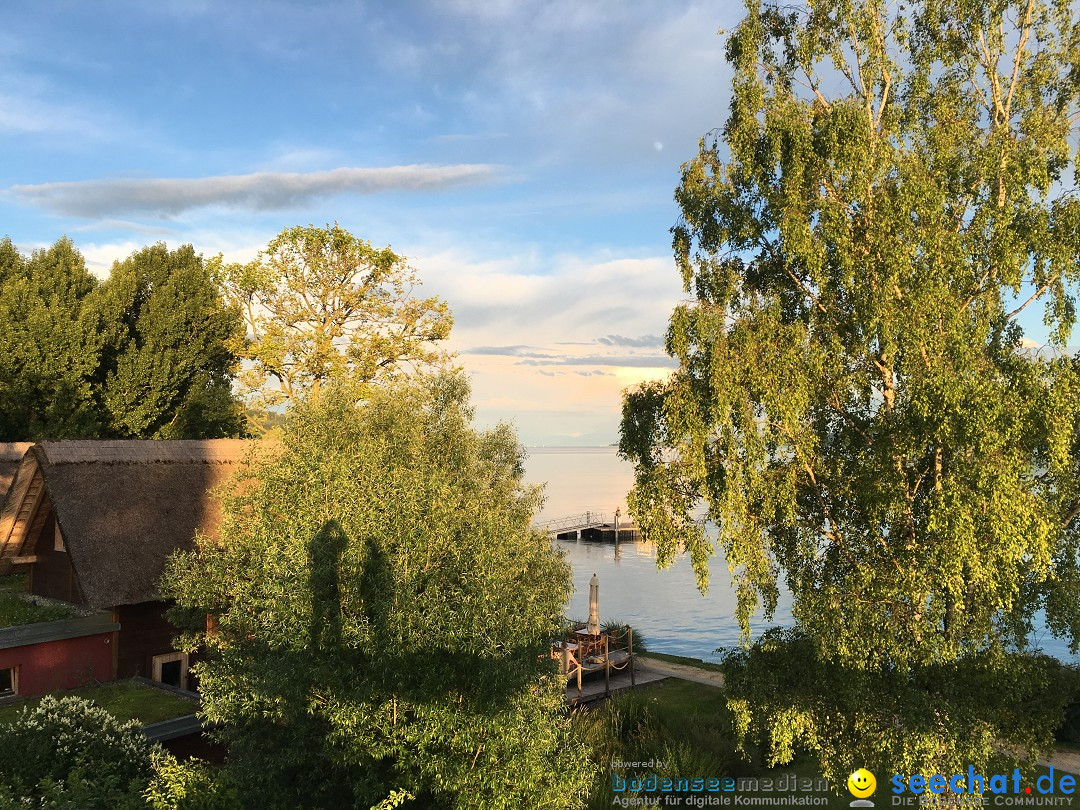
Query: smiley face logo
848 768 876 799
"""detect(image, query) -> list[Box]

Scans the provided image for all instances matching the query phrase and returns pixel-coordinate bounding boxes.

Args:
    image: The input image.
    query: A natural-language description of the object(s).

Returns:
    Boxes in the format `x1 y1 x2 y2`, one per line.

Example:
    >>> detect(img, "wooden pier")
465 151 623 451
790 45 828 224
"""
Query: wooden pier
534 511 639 541
565 662 666 706
579 523 638 542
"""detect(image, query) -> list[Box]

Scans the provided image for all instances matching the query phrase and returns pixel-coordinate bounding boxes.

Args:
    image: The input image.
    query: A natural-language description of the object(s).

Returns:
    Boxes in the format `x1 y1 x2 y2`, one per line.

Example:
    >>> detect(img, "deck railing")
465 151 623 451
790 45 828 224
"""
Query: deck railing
552 623 636 698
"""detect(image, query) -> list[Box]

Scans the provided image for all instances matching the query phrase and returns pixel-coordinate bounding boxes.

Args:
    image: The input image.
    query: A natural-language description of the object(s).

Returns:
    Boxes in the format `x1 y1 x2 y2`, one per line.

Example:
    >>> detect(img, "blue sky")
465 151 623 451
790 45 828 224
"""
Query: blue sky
2 2 1065 445
1 0 745 445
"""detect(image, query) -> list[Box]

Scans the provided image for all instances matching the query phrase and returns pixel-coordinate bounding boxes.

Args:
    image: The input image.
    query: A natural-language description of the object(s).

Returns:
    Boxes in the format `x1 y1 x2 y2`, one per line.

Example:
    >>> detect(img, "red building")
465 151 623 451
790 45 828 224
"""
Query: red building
0 440 254 698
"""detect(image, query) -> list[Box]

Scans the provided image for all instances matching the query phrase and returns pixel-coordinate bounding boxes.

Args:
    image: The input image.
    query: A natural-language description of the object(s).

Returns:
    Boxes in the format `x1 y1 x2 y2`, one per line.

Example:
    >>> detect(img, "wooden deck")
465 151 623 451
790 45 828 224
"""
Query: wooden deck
565 660 667 706
555 625 659 705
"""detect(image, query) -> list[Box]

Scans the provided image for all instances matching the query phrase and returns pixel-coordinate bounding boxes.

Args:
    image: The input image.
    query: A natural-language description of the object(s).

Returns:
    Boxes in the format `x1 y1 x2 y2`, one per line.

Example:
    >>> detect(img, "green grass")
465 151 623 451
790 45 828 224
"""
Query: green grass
627 678 729 722
0 574 79 628
0 680 198 727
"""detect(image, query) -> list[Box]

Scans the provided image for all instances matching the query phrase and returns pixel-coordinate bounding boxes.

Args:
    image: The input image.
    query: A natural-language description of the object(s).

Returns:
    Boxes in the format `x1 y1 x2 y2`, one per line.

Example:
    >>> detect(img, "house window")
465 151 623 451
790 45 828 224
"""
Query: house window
54 523 65 553
0 667 16 698
151 652 189 691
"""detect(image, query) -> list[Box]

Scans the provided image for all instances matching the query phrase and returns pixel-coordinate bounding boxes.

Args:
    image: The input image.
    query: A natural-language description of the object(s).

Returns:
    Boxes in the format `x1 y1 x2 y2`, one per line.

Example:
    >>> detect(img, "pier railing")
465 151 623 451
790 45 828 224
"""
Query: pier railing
533 511 608 535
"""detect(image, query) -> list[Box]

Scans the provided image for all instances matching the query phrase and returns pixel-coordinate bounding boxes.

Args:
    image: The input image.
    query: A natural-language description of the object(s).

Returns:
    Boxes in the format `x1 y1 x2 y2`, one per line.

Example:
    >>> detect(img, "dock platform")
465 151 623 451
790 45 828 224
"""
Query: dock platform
565 660 666 706
534 511 639 541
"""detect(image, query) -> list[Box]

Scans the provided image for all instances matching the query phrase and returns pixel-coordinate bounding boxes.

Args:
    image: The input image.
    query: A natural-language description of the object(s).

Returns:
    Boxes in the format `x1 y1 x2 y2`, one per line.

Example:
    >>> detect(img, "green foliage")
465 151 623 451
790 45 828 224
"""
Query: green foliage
620 0 1080 779
1051 665 1080 745
722 629 1071 781
0 695 157 808
162 374 590 809
92 243 245 439
0 237 104 439
217 223 454 424
0 237 244 441
145 751 239 810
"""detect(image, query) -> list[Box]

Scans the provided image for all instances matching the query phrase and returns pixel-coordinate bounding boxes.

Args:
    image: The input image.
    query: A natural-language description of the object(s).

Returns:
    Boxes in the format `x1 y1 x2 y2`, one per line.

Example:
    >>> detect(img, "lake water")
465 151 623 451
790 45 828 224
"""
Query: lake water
523 446 1076 664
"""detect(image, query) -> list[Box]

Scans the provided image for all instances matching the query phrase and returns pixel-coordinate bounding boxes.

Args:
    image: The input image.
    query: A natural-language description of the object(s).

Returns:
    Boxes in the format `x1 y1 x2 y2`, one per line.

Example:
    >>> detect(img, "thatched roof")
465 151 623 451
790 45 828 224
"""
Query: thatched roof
2 440 258 609
0 443 32 503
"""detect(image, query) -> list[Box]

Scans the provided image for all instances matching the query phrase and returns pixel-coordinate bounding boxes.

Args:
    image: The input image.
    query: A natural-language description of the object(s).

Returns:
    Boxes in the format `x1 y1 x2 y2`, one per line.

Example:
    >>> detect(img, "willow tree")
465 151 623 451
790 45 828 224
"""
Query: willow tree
218 224 453 426
621 0 1080 780
163 374 589 809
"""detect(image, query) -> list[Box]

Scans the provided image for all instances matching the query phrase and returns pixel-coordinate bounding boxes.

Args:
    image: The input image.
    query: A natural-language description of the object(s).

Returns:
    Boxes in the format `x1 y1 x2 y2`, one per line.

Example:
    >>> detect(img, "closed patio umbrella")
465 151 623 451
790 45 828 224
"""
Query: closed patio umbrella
587 573 600 635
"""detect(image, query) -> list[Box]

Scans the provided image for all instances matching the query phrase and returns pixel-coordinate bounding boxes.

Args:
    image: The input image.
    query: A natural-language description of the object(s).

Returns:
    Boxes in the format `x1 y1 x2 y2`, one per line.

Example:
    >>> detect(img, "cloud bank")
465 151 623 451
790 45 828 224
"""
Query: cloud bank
10 164 501 217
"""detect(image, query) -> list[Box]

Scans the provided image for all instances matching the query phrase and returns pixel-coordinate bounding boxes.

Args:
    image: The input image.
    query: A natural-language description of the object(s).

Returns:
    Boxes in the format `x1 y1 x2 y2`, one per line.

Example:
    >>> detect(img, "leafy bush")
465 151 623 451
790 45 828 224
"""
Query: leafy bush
1052 664 1080 745
145 751 239 810
0 696 156 808
163 375 591 809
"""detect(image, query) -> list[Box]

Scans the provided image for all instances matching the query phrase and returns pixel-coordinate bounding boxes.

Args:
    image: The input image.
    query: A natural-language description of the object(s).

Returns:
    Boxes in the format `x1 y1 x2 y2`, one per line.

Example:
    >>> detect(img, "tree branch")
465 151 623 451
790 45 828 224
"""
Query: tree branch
1005 274 1059 320
1004 0 1034 122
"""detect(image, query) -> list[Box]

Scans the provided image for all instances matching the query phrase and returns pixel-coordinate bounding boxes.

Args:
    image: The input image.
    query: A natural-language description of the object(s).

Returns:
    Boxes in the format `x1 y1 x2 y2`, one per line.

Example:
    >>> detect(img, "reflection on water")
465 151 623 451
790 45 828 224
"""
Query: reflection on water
526 446 791 662
524 446 1077 664
557 537 792 662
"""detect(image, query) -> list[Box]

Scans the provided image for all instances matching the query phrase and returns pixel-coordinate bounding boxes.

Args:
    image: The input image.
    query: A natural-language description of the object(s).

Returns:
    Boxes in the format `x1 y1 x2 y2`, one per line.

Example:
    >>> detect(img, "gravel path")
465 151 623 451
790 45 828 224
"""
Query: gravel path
635 655 725 687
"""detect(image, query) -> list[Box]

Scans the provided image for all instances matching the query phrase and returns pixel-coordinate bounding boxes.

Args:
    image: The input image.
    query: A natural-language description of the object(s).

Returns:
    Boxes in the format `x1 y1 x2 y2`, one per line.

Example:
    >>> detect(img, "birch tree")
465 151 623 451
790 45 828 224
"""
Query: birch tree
620 0 1080 780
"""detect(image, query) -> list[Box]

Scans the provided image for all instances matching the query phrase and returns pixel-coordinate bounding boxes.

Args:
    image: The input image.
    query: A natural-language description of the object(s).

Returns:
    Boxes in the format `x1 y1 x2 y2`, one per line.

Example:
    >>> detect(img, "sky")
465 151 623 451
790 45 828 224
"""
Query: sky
3 2 1069 446
0 0 751 446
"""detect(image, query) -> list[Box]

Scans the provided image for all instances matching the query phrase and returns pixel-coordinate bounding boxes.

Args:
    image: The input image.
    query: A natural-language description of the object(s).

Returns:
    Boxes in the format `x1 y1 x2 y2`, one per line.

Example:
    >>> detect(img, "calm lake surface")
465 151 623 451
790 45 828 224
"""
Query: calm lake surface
523 446 1076 664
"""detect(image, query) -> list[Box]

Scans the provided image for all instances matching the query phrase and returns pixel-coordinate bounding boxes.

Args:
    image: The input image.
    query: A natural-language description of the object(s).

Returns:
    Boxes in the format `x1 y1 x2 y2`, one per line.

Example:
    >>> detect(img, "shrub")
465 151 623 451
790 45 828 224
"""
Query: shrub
0 695 156 808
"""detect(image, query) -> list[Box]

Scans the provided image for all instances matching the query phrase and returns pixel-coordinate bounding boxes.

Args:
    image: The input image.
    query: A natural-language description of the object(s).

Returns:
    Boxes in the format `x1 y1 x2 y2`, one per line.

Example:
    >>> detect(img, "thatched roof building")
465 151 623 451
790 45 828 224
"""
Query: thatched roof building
0 443 32 503
0 440 255 608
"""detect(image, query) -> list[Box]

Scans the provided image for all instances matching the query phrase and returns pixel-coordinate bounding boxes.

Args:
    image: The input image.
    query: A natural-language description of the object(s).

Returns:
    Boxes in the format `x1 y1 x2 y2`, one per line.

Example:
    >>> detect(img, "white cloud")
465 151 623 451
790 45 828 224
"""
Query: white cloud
10 164 503 218
408 242 684 443
77 241 145 280
74 226 267 278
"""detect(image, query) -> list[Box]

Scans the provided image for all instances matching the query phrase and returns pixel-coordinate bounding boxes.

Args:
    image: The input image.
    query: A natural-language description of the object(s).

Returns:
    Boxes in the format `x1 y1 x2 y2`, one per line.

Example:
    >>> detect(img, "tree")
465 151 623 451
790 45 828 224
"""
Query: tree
0 237 245 441
91 243 246 439
620 0 1080 781
0 237 103 439
145 751 239 810
218 224 453 424
162 374 590 809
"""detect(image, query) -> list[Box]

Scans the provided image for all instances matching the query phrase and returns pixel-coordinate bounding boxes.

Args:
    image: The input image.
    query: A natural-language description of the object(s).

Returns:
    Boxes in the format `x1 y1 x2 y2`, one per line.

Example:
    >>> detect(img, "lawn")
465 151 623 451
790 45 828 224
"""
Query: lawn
0 574 79 628
0 679 198 726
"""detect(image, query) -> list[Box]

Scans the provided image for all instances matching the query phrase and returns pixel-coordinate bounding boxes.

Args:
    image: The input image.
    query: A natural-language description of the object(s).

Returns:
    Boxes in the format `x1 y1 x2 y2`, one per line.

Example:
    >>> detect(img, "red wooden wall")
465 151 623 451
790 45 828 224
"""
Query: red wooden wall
114 602 181 680
29 509 84 605
0 632 115 697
